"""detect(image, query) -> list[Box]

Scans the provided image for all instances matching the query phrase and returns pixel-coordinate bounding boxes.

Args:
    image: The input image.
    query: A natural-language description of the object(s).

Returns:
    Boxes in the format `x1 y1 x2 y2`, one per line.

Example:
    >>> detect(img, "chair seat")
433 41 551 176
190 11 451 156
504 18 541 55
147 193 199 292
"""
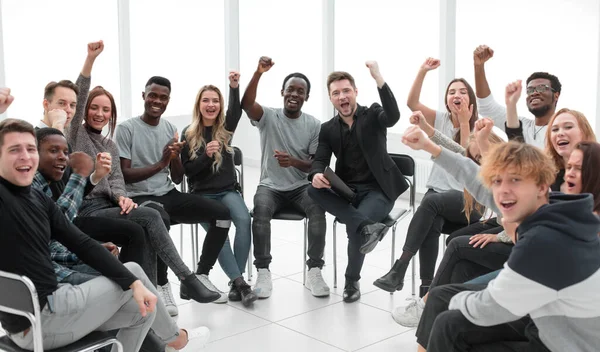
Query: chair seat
334 207 408 228
382 207 408 227
0 331 117 352
250 207 306 221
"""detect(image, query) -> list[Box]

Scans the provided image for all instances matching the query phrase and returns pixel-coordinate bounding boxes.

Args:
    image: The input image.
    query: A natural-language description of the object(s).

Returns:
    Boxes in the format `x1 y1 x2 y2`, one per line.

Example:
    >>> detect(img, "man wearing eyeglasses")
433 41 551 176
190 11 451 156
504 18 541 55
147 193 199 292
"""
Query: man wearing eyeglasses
473 45 561 149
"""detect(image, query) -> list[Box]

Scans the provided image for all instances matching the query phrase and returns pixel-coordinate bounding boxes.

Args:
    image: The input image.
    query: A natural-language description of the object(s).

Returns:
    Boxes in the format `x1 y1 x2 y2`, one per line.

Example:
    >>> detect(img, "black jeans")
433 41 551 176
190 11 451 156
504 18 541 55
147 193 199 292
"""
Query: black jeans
73 216 154 285
446 217 503 245
307 182 393 282
252 184 326 269
403 189 483 281
430 236 513 290
422 284 549 352
133 188 231 282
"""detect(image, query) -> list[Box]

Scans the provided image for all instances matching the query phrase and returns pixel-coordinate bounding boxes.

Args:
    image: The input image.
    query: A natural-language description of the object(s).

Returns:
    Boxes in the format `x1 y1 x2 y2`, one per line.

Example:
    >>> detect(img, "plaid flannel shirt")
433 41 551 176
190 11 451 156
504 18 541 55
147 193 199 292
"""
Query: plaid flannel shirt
32 171 86 282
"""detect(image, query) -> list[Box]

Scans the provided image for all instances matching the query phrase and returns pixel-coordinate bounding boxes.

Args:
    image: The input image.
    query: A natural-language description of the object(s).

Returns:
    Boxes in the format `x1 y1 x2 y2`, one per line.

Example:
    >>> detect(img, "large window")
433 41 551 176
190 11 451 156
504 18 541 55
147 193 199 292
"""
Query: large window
2 0 120 125
129 0 225 119
239 0 324 119
334 0 440 134
455 0 599 127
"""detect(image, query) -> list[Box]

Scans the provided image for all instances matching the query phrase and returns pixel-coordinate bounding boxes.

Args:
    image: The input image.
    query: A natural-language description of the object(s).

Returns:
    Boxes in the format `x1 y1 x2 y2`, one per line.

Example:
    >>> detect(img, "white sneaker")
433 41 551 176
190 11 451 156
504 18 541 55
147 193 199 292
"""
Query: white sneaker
197 274 227 304
165 326 210 351
253 268 272 298
392 298 424 327
158 283 179 317
305 267 330 297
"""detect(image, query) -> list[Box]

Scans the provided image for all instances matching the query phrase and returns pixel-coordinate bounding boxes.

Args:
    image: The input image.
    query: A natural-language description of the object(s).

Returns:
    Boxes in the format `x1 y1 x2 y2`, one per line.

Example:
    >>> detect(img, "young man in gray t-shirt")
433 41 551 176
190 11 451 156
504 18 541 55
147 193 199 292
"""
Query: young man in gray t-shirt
241 56 329 298
115 76 233 315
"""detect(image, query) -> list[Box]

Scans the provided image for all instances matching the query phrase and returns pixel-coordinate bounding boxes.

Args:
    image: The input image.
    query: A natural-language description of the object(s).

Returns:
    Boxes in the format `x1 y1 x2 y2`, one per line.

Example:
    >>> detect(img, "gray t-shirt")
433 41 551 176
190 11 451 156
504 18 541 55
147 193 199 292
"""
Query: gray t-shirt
251 106 321 191
115 116 177 197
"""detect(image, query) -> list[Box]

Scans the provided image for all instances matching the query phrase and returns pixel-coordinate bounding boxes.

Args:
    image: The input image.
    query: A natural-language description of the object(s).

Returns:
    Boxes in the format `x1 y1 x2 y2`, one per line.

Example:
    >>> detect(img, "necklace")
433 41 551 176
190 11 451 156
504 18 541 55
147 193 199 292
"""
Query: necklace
533 125 545 140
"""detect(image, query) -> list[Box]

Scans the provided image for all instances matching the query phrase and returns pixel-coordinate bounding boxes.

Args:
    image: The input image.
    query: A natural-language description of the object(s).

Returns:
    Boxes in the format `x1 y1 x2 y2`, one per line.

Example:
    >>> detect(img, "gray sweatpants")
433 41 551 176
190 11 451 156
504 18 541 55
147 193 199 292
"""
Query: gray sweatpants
8 262 179 352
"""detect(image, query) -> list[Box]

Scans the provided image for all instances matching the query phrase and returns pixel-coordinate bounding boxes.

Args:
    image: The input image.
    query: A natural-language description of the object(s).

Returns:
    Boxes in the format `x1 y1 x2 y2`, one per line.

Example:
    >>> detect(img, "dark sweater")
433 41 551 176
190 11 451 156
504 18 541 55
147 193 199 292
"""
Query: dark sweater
181 86 242 195
0 177 138 333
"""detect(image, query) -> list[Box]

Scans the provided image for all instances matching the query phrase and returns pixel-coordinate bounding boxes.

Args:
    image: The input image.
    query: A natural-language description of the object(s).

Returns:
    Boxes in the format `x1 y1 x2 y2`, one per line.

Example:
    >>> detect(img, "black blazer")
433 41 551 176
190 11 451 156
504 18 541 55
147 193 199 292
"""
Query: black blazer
309 83 408 200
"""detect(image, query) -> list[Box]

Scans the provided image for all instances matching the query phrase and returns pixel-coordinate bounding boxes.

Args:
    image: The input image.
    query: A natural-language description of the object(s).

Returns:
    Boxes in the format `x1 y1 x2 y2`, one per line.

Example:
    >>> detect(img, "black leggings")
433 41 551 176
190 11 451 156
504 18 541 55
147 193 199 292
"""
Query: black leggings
403 189 482 281
133 189 231 285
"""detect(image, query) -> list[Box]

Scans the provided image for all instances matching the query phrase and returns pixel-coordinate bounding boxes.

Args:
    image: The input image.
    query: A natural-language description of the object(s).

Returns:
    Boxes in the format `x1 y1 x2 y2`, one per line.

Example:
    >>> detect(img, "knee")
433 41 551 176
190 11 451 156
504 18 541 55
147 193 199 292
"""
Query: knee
231 209 251 227
252 204 274 222
431 310 462 335
124 262 147 280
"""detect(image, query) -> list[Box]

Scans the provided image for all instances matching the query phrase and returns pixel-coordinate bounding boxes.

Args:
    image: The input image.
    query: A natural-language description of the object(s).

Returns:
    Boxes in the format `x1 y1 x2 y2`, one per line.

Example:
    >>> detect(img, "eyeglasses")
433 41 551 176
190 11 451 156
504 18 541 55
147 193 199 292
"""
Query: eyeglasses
526 84 555 95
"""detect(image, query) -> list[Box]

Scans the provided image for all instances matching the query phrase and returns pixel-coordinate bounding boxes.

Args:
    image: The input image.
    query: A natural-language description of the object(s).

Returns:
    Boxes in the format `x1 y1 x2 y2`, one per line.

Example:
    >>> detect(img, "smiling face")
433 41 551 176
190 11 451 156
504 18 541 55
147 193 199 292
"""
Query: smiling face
44 86 78 127
490 169 548 223
550 112 582 162
0 132 39 186
564 148 583 194
281 77 308 115
38 134 69 182
526 78 556 117
86 94 113 131
143 83 170 119
199 90 221 125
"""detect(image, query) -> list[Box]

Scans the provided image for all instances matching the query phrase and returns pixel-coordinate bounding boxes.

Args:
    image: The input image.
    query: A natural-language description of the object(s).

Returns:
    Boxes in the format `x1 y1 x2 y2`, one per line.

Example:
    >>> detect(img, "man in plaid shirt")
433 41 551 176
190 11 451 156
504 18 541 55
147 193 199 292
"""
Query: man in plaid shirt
33 128 116 284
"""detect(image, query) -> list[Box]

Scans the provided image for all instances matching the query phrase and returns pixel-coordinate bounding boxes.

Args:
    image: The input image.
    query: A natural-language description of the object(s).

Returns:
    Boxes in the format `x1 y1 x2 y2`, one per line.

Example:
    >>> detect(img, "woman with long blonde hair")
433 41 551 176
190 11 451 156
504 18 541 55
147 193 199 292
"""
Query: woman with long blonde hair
181 72 257 307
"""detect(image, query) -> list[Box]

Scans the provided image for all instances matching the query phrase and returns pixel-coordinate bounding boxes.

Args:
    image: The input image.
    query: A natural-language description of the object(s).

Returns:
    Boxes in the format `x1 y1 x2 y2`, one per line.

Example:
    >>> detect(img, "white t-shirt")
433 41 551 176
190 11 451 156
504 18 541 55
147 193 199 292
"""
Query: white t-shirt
477 94 547 149
425 110 465 193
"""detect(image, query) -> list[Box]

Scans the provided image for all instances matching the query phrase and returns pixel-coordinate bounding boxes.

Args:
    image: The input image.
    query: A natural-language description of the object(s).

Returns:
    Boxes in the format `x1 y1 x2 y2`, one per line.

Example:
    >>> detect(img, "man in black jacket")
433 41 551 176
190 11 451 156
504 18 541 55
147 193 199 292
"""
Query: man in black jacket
308 62 408 302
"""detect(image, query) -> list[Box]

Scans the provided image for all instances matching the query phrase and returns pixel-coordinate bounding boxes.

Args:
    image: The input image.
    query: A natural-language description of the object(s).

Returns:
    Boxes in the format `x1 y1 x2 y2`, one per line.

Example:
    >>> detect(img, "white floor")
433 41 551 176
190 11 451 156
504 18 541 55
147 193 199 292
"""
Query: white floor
168 165 433 351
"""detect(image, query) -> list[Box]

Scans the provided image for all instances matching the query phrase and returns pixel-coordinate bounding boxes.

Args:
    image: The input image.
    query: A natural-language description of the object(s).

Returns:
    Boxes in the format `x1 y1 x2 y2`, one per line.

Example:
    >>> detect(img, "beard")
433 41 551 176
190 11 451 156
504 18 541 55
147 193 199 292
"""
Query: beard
528 95 555 118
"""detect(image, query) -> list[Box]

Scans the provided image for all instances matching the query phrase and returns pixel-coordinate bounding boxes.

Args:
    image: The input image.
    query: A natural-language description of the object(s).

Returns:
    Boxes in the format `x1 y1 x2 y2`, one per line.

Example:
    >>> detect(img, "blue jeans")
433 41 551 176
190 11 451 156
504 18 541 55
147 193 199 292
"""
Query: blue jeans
466 269 502 285
199 190 251 281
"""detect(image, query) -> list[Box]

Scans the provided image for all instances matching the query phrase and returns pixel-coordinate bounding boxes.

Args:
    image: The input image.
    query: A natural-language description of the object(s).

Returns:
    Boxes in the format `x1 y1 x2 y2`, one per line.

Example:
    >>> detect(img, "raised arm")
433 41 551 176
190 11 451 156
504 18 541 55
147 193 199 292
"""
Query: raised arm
410 110 465 154
406 57 440 126
505 80 522 129
241 56 274 121
366 61 400 128
68 41 103 143
473 45 494 99
0 87 14 114
225 71 243 132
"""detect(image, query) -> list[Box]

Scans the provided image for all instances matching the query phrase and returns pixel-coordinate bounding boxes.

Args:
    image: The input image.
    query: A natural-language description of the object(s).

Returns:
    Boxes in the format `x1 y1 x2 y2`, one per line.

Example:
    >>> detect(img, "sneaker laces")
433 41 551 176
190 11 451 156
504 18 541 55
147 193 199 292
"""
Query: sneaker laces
309 268 325 285
162 284 176 307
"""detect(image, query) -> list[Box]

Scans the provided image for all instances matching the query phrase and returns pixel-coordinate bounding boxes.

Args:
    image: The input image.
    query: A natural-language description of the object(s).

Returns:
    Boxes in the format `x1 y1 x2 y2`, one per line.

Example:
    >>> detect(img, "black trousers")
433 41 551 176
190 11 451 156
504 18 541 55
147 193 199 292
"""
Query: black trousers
133 189 231 284
417 284 549 352
430 236 512 290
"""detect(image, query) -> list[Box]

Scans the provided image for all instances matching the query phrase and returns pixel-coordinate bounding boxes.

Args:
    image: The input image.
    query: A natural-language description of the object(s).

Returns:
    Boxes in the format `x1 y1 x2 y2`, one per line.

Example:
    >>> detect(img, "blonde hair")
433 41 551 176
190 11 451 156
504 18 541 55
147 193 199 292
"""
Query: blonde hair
186 85 233 172
463 131 504 222
545 108 596 170
480 141 557 188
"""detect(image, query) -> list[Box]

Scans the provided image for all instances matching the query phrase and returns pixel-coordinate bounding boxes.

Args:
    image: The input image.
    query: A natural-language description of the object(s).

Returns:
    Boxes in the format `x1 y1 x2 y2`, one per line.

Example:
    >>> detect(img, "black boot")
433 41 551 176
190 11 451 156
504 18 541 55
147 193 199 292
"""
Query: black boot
373 259 410 292
343 280 361 303
228 281 242 302
233 277 258 307
359 223 390 254
180 273 220 303
419 285 430 298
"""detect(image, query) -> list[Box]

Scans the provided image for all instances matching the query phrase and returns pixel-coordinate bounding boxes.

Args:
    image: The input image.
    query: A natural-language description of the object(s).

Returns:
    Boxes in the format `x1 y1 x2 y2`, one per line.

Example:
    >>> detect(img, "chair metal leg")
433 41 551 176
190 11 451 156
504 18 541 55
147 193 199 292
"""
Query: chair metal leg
411 257 417 298
191 225 197 273
303 218 308 286
390 223 397 296
194 224 199 266
333 220 337 288
179 224 183 255
247 244 252 282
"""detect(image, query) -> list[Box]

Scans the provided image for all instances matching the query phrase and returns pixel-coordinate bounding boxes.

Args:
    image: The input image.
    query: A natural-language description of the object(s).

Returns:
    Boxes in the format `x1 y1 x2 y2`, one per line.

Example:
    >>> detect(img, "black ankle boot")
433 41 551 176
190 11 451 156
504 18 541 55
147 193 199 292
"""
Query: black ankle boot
228 281 242 302
180 273 220 303
373 259 410 292
419 285 430 298
233 278 258 307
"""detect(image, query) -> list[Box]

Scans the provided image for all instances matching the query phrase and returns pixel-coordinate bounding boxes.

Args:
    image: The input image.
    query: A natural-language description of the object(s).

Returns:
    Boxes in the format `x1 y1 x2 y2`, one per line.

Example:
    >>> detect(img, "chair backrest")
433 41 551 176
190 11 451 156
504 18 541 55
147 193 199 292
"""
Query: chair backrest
0 271 43 351
389 153 417 212
232 146 244 198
